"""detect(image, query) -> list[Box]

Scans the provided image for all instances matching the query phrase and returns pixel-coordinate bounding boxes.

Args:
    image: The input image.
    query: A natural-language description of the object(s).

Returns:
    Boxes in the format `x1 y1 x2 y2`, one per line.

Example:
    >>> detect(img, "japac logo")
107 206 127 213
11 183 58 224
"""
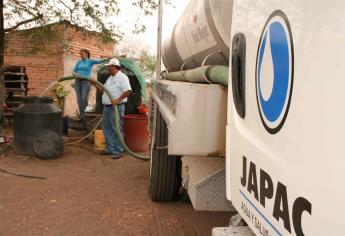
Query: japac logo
256 10 294 134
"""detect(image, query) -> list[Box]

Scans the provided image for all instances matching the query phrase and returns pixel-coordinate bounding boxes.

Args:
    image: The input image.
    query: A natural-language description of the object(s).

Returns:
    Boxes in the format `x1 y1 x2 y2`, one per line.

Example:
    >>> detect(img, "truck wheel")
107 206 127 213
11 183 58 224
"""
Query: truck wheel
149 110 181 201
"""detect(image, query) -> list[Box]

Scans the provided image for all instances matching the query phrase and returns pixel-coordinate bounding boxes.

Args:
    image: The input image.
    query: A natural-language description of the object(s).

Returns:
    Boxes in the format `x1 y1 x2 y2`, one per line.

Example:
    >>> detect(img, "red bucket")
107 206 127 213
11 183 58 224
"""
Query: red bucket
123 114 150 153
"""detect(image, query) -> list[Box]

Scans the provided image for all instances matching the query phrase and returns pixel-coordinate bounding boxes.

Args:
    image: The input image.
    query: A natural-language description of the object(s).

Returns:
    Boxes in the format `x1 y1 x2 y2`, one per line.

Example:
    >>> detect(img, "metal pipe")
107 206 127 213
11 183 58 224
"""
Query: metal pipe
156 0 163 82
150 0 165 169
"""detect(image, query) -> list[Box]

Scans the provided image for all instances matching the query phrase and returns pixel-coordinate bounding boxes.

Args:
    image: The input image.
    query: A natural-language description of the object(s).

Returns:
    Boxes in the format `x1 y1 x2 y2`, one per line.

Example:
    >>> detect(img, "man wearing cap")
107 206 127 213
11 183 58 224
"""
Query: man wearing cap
101 58 132 159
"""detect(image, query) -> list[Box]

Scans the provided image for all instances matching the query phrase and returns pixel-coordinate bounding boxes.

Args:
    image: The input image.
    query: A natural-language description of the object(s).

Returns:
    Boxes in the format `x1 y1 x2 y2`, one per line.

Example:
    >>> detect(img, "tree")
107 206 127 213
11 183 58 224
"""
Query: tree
0 0 167 126
0 0 5 112
116 37 156 79
138 50 156 80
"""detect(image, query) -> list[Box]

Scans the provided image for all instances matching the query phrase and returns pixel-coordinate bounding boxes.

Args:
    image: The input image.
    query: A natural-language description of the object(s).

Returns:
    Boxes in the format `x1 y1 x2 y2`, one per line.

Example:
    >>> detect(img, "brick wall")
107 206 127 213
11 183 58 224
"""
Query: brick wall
4 27 64 96
65 26 114 59
4 23 115 117
4 24 115 97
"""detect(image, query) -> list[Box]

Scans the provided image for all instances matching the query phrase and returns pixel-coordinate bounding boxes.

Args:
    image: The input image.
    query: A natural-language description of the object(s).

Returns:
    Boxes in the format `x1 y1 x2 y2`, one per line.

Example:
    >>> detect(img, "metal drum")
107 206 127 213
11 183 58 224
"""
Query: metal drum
162 0 233 72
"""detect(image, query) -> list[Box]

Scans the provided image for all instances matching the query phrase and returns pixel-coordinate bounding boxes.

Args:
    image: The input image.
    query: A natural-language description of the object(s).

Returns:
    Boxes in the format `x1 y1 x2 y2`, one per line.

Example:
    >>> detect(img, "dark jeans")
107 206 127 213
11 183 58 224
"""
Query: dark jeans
102 104 125 155
74 80 90 119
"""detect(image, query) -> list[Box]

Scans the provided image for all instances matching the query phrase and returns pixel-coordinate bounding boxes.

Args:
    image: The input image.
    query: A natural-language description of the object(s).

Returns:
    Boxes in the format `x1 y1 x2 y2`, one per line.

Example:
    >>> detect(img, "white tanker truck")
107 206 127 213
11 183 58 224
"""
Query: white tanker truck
149 0 345 235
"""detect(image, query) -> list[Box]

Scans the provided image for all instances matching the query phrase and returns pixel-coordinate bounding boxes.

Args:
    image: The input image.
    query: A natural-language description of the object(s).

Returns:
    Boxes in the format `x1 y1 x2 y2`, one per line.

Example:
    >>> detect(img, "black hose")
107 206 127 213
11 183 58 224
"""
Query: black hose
0 168 47 179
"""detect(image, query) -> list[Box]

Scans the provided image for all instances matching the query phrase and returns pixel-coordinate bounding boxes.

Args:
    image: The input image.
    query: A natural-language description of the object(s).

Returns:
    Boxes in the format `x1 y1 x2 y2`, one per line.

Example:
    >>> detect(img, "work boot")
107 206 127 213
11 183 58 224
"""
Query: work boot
111 154 122 159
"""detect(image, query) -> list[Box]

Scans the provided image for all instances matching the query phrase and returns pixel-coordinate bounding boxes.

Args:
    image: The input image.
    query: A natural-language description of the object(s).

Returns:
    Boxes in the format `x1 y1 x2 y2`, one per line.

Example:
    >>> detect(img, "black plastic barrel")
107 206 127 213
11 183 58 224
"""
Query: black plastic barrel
13 96 63 157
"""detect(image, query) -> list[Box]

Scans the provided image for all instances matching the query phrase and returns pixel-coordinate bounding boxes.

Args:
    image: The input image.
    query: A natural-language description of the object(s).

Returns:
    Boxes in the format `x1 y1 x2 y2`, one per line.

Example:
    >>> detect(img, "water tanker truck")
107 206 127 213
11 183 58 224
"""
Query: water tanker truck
149 0 345 235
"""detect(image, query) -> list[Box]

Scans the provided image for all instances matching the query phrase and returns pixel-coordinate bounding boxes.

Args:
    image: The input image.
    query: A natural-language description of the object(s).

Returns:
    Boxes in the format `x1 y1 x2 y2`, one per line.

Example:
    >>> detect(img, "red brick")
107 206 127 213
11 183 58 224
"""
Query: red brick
4 23 114 95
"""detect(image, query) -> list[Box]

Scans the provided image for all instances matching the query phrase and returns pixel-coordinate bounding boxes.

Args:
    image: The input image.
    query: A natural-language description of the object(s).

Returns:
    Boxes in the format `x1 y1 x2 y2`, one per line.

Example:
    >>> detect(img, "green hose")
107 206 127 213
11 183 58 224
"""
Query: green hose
162 65 229 86
58 76 150 161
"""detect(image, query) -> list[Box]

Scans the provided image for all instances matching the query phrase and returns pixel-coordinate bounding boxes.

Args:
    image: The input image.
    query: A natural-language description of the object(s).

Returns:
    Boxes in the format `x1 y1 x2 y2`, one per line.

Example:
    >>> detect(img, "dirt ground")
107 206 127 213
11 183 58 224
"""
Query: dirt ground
0 141 233 236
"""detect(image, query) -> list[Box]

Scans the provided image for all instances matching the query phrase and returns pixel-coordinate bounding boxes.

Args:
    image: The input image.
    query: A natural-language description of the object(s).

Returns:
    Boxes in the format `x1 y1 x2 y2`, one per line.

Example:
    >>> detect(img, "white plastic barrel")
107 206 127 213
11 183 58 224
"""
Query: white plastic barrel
162 0 233 72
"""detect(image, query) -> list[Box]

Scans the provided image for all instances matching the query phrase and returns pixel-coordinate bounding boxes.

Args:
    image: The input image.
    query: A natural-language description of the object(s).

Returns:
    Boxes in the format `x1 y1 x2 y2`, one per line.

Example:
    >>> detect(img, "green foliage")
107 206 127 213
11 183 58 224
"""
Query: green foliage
51 82 70 110
3 0 169 43
53 82 70 98
138 50 156 79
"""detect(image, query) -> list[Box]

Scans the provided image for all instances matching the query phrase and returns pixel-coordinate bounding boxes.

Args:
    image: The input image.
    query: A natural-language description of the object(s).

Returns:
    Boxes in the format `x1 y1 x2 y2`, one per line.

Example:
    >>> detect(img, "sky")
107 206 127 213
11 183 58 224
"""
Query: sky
115 1 189 55
4 1 188 56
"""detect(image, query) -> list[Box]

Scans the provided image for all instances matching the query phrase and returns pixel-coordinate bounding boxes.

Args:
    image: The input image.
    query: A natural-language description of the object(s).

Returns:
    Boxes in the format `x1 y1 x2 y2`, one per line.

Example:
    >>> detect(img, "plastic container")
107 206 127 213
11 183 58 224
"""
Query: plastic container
123 114 150 153
13 96 62 156
137 105 148 114
94 129 105 151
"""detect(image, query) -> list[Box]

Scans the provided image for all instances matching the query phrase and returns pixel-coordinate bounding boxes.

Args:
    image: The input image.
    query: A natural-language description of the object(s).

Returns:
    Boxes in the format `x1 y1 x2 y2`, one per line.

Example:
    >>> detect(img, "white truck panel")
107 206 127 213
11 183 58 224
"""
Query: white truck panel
228 1 345 235
156 80 227 156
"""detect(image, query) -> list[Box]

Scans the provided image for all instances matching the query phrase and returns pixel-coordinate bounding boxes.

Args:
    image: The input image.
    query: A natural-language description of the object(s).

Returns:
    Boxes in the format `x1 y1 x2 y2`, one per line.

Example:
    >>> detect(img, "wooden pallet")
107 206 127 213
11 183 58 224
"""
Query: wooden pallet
4 66 28 116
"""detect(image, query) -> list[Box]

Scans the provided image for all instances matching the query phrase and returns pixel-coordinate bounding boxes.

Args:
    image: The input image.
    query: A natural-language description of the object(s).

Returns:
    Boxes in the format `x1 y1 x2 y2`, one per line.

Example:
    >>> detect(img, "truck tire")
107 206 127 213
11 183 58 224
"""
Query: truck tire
149 110 181 201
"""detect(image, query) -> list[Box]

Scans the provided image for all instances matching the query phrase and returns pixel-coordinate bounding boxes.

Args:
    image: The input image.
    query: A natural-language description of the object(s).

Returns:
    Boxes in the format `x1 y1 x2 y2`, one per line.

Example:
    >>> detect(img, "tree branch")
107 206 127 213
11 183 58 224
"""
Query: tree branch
56 0 74 21
4 14 43 33
10 0 40 17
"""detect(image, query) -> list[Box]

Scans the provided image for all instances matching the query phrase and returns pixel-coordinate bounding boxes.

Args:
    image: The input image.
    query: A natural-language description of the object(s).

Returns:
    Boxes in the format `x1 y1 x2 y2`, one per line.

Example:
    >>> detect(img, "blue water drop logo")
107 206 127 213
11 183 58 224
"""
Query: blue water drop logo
256 11 294 134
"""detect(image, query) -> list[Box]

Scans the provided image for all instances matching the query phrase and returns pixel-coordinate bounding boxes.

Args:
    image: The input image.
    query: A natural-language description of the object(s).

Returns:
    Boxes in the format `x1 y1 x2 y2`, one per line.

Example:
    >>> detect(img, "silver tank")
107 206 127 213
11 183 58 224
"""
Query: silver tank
162 0 233 72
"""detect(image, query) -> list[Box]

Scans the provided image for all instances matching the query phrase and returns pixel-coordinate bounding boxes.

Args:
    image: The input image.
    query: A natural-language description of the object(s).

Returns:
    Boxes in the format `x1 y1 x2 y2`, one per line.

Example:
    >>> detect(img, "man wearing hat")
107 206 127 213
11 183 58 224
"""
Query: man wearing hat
101 58 132 159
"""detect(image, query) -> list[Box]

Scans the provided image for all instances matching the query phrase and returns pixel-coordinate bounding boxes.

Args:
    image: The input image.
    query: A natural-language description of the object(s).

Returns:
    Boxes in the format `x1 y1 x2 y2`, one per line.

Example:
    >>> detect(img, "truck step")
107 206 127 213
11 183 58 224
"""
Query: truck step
212 227 255 236
181 156 235 211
